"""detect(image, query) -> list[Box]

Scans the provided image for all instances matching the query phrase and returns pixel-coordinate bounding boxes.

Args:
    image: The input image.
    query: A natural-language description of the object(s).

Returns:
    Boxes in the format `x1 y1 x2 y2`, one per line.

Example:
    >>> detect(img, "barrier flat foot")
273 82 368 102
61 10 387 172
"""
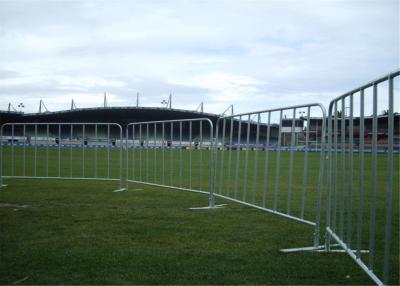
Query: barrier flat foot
189 204 227 211
323 249 369 253
113 188 126 193
280 245 326 253
281 244 369 254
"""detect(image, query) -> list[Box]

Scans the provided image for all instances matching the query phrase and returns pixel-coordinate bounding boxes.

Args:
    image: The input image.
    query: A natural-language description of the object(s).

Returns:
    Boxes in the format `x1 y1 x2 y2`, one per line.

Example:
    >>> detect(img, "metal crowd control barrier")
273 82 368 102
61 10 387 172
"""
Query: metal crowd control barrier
0 123 125 192
214 103 327 250
325 70 399 286
125 118 224 209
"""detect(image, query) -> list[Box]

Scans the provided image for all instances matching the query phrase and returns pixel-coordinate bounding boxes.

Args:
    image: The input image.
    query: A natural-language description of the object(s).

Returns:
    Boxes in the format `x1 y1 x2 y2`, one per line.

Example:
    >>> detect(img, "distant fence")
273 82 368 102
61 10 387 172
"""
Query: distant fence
325 70 399 286
0 123 125 191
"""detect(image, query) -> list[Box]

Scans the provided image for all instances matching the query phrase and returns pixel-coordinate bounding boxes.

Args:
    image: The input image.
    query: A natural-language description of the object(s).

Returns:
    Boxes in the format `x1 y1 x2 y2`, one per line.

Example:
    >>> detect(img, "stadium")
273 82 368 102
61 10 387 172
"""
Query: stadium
1 99 399 147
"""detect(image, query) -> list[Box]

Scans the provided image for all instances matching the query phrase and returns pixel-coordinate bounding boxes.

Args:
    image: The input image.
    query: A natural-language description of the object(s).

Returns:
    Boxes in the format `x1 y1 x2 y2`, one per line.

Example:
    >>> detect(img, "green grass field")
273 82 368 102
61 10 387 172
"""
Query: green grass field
0 146 398 284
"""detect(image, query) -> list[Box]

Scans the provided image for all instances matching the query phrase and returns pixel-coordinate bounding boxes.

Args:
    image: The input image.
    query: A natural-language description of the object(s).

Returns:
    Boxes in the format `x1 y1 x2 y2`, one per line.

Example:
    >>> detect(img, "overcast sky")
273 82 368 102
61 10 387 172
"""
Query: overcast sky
0 0 398 114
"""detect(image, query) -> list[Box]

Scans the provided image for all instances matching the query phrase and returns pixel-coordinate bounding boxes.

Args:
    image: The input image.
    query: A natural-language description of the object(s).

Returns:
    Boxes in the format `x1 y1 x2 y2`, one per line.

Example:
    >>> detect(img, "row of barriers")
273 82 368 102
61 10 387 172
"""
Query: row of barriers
0 70 398 285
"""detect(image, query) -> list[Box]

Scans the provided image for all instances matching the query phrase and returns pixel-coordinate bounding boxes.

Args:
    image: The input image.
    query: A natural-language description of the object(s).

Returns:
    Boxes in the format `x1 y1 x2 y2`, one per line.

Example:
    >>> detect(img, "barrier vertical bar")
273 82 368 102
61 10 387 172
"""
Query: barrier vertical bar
208 121 216 208
154 123 157 183
300 106 310 219
94 124 98 178
314 105 327 248
262 112 271 208
23 125 26 176
179 122 183 188
189 121 192 190
368 83 378 271
226 117 234 196
58 124 61 177
332 101 339 232
70 125 73 178
273 110 283 211
346 94 354 246
162 122 165 184
234 116 242 199
132 125 135 180
339 98 346 238
107 124 110 178
325 103 334 251
170 122 173 186
146 123 149 182
34 124 37 177
11 124 14 176
252 113 261 204
82 125 85 178
242 114 251 201
218 118 226 194
287 108 296 214
46 124 49 177
139 125 142 181
382 76 394 285
213 121 220 196
356 89 365 258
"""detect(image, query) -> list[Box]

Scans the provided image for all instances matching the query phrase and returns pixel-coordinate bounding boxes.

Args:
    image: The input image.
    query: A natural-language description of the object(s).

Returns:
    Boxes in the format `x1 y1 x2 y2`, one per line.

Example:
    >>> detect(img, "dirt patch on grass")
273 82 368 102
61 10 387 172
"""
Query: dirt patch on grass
0 203 29 208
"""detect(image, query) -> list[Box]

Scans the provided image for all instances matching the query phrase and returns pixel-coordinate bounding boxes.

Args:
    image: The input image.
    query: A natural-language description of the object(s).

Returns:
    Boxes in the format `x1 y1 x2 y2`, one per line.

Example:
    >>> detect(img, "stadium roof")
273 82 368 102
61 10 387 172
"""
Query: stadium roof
0 106 221 127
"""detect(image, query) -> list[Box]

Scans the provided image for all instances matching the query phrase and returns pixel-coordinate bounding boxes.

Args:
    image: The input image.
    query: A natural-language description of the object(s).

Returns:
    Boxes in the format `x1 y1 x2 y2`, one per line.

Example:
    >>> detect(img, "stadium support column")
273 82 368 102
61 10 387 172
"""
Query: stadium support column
71 99 76 110
196 102 204 113
221 104 234 116
38 99 49 113
8 103 17 112
104 92 108 108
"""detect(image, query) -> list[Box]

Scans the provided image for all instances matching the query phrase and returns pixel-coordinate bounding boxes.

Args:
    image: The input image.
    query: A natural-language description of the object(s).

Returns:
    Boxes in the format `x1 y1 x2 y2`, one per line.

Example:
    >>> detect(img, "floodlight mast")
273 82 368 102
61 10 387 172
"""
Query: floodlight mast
136 92 139 107
38 99 49 113
17 103 24 112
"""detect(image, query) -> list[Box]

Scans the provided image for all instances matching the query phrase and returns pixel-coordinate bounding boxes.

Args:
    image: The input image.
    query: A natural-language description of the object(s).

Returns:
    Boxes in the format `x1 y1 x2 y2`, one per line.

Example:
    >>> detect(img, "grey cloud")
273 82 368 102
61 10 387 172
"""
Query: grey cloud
0 69 20 79
0 74 212 112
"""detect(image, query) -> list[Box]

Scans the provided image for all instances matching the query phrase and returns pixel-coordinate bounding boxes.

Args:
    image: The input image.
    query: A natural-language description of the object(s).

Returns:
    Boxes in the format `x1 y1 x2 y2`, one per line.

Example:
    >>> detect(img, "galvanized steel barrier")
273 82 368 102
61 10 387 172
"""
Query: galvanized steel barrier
125 118 223 209
325 70 399 286
0 123 125 192
214 103 327 249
